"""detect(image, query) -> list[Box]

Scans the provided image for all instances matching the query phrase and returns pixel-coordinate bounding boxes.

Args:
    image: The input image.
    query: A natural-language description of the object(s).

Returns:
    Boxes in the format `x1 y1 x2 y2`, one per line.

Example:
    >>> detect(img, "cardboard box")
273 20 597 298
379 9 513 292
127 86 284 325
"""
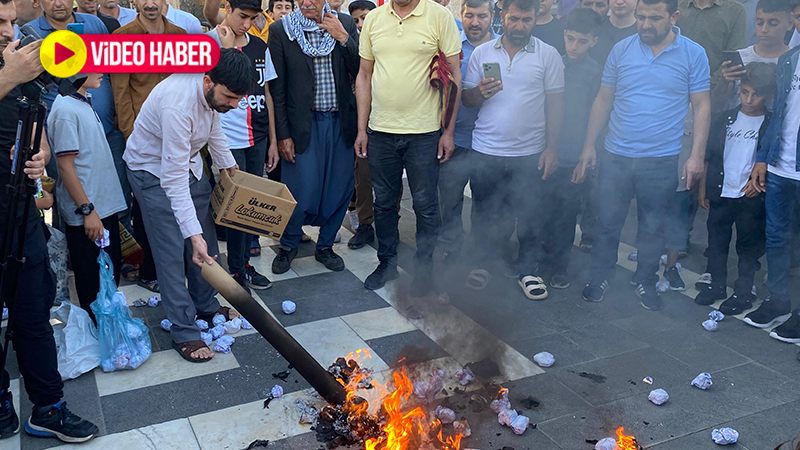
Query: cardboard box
211 170 297 240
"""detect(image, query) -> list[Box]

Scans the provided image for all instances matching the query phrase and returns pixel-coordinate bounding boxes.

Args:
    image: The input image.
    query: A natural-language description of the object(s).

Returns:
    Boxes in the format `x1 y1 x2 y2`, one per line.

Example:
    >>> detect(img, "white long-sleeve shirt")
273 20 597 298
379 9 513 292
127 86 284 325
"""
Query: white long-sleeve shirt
124 73 236 239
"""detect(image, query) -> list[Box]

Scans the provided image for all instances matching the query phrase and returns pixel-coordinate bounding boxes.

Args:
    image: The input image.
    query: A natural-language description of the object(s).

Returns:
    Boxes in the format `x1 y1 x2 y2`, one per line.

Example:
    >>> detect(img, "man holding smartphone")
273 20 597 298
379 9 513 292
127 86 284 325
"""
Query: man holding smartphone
461 0 564 300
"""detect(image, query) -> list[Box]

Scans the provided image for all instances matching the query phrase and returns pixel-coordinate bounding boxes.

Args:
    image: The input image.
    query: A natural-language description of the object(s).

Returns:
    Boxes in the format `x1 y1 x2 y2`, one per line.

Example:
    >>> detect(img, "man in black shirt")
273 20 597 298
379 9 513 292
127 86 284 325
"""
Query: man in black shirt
534 0 566 53
588 0 636 64
0 0 99 442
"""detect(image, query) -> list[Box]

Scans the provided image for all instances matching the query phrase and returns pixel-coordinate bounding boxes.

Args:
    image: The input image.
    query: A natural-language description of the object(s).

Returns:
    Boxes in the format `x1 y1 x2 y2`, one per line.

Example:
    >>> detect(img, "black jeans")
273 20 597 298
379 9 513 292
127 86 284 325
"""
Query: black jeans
437 145 475 254
706 195 765 295
367 129 441 265
1 223 63 407
540 166 582 274
470 151 546 274
590 151 679 286
227 138 267 274
65 213 122 322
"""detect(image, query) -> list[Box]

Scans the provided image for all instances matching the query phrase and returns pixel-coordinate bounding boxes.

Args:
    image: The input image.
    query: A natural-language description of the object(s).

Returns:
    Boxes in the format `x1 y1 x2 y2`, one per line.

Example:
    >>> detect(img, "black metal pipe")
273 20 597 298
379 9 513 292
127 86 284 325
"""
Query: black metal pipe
201 261 347 405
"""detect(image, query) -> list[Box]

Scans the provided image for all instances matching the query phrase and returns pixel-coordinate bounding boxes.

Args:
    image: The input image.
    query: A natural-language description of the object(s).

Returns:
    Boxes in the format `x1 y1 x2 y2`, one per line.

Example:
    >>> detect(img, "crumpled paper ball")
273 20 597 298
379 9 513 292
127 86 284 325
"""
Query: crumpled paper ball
455 368 474 385
453 420 471 437
271 385 284 398
656 280 670 293
196 319 209 331
691 372 713 390
224 317 242 334
595 437 617 450
210 324 226 340
497 408 518 426
94 228 110 248
200 332 212 347
648 388 669 405
127 322 143 339
213 335 235 354
147 296 159 308
160 319 173 332
240 316 254 329
212 314 227 326
533 351 555 367
435 405 456 424
282 301 296 315
113 346 131 369
510 414 529 435
711 427 739 445
709 310 725 321
702 319 719 331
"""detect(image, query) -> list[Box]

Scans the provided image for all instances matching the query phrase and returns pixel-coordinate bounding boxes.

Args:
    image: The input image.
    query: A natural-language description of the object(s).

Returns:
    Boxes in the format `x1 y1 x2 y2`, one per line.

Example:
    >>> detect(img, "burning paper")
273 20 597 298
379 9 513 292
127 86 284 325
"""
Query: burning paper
455 368 474 386
295 399 318 424
594 437 617 450
453 420 471 438
435 405 456 424
413 369 445 404
711 427 739 445
616 427 638 450
490 388 511 413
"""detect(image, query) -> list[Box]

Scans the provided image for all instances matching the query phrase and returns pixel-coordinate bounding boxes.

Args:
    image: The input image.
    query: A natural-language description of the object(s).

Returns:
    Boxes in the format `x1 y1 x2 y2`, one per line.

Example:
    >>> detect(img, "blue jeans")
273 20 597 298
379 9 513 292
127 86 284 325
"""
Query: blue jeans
765 172 800 303
227 138 267 274
368 129 441 265
590 151 679 286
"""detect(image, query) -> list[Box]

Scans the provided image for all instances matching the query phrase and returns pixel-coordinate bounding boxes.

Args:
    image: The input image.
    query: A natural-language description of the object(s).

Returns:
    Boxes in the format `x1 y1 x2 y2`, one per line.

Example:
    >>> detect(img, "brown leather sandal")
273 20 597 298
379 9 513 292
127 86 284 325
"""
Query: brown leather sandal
197 306 240 324
172 340 214 363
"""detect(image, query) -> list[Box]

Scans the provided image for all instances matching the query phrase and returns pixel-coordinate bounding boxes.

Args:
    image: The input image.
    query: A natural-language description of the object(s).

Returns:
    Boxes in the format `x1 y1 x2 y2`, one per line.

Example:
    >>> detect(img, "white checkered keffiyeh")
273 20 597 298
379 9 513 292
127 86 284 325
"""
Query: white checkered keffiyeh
306 31 338 112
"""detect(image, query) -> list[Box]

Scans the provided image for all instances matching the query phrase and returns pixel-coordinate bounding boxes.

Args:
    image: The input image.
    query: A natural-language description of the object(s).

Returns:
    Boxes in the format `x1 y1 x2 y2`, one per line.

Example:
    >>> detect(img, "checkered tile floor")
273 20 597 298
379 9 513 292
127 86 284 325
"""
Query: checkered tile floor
3 188 800 450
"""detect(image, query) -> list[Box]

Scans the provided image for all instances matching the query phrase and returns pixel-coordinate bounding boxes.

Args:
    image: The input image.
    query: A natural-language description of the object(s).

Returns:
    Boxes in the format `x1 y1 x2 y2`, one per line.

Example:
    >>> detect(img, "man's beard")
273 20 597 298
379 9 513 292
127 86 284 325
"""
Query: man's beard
206 86 234 113
505 30 531 46
0 36 11 54
467 26 489 42
638 26 670 46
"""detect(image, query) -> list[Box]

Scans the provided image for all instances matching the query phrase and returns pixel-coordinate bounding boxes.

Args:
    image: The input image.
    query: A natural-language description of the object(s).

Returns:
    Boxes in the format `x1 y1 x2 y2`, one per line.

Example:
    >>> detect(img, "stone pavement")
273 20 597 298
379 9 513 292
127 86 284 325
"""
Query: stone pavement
1 186 799 450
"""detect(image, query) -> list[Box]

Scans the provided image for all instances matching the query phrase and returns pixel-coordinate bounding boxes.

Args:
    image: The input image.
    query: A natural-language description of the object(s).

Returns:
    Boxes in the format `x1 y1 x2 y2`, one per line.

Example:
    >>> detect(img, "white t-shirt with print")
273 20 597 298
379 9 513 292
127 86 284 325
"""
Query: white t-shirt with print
722 111 764 198
772 61 800 181
722 45 779 111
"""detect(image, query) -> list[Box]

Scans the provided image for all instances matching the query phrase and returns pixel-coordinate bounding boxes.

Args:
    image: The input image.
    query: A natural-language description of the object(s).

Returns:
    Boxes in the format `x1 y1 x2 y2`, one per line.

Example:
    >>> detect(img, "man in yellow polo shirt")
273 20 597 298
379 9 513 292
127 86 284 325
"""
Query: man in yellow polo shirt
355 0 461 296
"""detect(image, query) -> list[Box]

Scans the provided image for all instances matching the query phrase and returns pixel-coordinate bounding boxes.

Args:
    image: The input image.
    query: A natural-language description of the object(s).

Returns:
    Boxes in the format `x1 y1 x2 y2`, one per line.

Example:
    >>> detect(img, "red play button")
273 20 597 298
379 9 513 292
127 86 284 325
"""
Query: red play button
54 42 75 65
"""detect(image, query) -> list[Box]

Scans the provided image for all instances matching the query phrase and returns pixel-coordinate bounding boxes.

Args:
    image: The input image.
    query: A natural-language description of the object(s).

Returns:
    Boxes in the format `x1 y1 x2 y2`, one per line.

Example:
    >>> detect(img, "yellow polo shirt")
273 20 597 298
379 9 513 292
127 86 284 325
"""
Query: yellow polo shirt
359 0 461 134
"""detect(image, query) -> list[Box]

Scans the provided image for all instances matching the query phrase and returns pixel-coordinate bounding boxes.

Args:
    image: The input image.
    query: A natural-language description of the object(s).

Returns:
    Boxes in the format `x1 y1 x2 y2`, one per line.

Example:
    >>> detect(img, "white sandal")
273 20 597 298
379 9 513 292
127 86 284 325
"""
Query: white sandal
519 275 548 300
466 269 491 291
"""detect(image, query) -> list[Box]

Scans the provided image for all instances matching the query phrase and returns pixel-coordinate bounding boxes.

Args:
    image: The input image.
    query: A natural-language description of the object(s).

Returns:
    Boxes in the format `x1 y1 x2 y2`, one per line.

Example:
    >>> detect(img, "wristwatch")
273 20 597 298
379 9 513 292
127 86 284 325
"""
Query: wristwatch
75 202 94 216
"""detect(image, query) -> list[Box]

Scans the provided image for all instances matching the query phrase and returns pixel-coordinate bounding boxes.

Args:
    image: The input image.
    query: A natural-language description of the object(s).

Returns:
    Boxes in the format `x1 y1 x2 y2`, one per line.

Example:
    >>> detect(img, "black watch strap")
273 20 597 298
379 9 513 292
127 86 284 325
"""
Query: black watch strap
75 203 94 216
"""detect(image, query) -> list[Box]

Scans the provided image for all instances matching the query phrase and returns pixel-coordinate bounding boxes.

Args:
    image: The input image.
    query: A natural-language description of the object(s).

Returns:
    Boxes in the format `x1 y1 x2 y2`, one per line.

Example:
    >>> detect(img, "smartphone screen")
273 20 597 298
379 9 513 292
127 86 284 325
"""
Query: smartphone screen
482 62 502 82
722 51 744 68
67 23 84 34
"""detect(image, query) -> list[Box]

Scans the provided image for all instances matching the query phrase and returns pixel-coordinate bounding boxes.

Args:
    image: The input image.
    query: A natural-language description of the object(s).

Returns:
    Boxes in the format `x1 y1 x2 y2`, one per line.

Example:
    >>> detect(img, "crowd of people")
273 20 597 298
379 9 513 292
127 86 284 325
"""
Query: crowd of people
1 0 800 442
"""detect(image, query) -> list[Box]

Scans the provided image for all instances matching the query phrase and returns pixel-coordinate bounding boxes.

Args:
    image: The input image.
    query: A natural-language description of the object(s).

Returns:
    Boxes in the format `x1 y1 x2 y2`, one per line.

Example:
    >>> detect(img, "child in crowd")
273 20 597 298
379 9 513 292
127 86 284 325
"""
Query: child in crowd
539 8 602 288
48 74 127 321
695 62 775 313
267 0 293 21
349 0 376 32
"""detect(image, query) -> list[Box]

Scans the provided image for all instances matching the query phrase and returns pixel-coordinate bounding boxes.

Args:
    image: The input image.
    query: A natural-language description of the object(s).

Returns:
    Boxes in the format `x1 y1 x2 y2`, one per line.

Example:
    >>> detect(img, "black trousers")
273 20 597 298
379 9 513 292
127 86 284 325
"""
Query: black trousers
1 220 63 407
539 166 582 274
65 213 121 321
706 195 766 295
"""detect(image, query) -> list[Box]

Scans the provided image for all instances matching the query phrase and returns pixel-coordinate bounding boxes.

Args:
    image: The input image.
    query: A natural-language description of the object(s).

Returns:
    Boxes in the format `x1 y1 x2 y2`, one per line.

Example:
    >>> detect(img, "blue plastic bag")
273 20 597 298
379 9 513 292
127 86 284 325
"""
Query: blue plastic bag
90 250 152 372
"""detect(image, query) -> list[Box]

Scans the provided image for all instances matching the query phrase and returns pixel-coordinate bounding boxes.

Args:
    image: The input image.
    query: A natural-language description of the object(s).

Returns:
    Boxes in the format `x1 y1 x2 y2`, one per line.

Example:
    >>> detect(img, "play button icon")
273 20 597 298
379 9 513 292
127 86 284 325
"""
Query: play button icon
41 30 88 78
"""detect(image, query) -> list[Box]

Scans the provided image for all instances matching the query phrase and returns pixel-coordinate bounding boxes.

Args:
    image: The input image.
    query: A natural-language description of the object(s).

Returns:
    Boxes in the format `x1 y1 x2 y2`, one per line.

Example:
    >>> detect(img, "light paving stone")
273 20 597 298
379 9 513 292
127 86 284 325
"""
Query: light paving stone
341 307 418 341
54 419 199 450
286 317 389 372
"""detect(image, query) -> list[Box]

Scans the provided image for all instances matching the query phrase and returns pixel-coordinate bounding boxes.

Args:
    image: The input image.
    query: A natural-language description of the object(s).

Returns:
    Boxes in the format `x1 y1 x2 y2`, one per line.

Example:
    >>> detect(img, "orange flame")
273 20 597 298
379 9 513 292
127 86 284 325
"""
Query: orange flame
616 427 638 450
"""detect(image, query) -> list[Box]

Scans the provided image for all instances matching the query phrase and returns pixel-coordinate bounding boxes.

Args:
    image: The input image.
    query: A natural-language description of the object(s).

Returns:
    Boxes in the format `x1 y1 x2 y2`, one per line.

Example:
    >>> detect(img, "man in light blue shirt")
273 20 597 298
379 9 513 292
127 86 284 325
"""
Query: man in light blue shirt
438 0 496 261
573 0 711 310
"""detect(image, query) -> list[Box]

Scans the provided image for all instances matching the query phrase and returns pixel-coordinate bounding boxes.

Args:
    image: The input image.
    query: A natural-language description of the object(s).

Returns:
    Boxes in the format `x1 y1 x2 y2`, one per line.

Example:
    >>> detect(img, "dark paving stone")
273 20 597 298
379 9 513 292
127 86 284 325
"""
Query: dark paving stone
610 312 694 341
269 240 317 259
511 332 598 369
498 373 593 424
648 426 752 450
271 431 350 450
366 330 448 368
230 333 312 398
255 270 365 304
726 399 800 449
265 288 388 327
550 347 695 407
643 328 751 373
561 324 650 359
20 371 105 450
464 424 563 450
101 369 258 434
149 326 173 353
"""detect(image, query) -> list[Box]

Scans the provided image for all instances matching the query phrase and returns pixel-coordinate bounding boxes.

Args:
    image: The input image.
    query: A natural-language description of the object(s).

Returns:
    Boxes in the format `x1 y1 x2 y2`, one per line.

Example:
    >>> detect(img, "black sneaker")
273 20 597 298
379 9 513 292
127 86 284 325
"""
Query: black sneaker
770 313 800 343
718 293 753 316
582 279 608 303
348 224 375 250
410 267 433 297
244 264 273 289
0 390 19 439
442 251 460 266
694 285 726 306
25 401 98 443
637 283 663 311
231 272 250 294
364 260 398 290
629 271 647 286
272 247 298 274
743 297 792 329
663 267 685 291
315 247 345 272
550 271 570 289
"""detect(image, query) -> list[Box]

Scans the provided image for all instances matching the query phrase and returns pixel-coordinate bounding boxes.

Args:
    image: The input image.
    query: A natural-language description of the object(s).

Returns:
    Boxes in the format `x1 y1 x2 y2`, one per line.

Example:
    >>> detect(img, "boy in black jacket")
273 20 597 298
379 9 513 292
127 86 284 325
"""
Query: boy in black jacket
696 62 775 313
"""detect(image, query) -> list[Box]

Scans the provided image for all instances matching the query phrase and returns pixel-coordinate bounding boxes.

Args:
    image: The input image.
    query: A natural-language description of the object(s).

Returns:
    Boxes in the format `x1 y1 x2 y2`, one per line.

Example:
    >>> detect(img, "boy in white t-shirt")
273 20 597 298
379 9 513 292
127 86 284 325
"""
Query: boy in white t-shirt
696 63 774 313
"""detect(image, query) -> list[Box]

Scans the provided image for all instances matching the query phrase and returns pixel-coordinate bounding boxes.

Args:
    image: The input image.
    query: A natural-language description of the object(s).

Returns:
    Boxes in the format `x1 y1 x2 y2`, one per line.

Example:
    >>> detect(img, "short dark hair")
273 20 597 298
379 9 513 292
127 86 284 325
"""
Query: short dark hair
637 0 678 15
740 61 777 97
349 0 376 14
504 0 540 13
462 0 494 13
228 0 262 12
790 0 800 10
207 48 254 95
268 0 293 12
757 0 791 13
564 7 602 34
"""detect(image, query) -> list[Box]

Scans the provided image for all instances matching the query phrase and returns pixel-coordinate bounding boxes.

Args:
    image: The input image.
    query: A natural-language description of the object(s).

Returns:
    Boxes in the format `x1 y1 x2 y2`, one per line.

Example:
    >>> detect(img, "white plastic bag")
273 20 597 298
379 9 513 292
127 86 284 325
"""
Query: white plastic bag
46 225 70 304
50 302 101 380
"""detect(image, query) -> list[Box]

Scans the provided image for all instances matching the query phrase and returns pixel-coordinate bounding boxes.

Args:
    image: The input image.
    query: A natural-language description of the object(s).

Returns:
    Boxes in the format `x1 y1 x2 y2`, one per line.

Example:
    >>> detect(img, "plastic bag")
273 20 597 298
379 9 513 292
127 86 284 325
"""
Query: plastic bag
50 301 101 380
90 250 152 372
46 225 70 305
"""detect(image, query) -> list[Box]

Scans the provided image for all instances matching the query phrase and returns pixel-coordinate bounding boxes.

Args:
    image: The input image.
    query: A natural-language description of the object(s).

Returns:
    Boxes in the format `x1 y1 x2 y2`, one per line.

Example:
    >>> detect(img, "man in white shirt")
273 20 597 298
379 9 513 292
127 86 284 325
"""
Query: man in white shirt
123 49 250 363
462 0 563 301
99 0 136 25
165 2 203 33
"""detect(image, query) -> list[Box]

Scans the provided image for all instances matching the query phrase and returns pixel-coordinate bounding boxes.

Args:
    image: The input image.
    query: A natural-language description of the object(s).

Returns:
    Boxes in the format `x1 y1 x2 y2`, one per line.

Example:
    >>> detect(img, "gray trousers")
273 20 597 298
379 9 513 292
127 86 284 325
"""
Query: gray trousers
127 168 221 344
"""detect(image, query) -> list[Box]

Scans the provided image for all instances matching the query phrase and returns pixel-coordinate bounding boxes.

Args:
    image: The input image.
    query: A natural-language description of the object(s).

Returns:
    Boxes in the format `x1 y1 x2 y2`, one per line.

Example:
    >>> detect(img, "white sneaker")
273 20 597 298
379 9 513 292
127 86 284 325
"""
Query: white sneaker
347 210 359 231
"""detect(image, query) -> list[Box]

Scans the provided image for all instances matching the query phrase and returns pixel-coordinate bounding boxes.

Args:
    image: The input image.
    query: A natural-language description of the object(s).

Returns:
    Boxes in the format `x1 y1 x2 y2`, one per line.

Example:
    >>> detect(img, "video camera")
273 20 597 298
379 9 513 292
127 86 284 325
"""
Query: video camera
17 23 86 99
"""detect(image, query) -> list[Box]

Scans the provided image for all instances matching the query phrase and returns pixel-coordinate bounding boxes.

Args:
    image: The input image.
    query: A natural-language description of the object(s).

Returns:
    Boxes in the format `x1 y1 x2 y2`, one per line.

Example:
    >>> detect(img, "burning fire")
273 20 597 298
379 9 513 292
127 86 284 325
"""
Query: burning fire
616 427 638 450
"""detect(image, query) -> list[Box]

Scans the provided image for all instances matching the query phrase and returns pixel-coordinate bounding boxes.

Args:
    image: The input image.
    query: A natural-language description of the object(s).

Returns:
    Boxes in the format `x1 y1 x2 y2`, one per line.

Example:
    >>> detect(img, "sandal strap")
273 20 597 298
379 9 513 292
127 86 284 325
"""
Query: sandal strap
177 340 209 354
